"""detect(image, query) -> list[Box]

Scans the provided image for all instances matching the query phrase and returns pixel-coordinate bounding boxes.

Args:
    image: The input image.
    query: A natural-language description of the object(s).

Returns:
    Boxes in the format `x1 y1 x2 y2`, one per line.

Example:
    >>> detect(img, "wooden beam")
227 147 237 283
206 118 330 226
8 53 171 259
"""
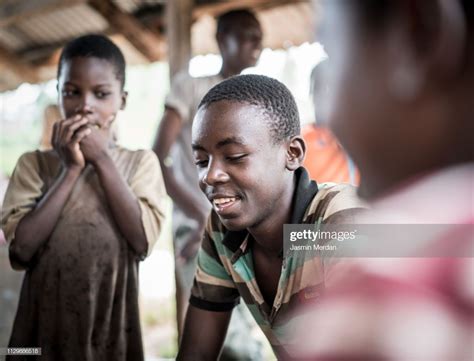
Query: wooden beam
193 0 308 18
88 0 165 62
167 0 193 79
0 44 38 84
0 0 85 27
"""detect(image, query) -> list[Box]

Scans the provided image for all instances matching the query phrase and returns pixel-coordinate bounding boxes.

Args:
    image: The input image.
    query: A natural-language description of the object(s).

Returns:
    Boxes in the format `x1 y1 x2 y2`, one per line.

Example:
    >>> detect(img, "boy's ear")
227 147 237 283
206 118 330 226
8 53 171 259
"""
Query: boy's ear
389 0 466 100
285 136 306 171
120 91 128 110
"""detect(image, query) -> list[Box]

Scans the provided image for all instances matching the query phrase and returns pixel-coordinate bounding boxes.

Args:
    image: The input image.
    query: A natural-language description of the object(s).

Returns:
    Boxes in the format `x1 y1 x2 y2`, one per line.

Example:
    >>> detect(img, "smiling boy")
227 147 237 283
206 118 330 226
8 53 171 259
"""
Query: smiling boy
176 75 365 360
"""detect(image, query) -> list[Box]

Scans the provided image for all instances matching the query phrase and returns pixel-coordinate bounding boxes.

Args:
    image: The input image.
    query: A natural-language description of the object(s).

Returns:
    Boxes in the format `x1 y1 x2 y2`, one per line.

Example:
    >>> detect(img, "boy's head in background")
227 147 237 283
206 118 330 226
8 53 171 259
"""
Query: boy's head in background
57 34 127 133
319 0 474 199
192 74 305 231
216 9 263 75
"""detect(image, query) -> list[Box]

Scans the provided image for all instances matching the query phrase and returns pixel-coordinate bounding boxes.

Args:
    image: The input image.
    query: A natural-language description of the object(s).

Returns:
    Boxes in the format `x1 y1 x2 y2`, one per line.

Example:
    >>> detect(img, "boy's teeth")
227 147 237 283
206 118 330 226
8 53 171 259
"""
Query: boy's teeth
214 197 236 205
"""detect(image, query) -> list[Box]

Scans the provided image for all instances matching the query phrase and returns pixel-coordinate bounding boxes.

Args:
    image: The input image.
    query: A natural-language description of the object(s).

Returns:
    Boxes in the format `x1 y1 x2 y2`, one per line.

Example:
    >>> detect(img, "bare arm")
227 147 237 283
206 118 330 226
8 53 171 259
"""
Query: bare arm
152 107 209 224
177 305 232 361
94 154 148 256
10 168 81 269
80 129 148 257
9 116 90 269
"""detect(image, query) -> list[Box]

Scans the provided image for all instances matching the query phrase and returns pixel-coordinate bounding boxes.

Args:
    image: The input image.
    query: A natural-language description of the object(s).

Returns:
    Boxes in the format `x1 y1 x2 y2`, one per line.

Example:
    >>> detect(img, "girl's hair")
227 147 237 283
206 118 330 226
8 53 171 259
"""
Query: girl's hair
57 34 126 88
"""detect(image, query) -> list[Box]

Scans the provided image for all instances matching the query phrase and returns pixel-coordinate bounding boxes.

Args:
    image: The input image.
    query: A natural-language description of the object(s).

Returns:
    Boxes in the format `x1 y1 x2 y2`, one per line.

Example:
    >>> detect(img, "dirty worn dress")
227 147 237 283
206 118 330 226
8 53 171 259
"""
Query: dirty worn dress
1 147 168 361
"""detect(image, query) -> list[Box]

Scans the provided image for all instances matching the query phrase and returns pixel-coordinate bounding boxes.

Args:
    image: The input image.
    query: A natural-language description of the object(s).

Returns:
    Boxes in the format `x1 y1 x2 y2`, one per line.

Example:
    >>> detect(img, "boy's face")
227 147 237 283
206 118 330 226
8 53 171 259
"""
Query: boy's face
218 18 263 71
192 101 289 231
57 57 126 130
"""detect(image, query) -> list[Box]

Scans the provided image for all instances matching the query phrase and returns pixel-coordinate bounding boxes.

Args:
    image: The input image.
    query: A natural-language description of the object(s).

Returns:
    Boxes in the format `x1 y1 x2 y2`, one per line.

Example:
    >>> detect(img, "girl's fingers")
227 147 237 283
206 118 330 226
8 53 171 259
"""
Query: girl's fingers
71 126 92 145
64 117 89 141
58 114 83 143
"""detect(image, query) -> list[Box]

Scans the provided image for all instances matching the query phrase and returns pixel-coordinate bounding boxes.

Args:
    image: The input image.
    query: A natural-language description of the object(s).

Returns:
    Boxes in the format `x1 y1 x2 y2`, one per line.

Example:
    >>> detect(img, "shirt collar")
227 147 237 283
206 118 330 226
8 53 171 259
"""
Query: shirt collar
222 167 319 256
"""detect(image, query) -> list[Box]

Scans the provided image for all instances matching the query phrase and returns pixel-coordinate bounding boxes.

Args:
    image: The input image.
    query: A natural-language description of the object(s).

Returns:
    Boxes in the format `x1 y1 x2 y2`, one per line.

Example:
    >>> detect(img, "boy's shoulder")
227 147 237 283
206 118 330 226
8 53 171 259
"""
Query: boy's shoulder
304 183 367 224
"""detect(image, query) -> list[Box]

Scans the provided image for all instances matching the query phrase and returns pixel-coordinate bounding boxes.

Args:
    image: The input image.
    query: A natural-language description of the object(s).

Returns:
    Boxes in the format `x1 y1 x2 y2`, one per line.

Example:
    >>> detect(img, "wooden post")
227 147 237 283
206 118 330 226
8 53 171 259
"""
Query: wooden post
167 0 193 80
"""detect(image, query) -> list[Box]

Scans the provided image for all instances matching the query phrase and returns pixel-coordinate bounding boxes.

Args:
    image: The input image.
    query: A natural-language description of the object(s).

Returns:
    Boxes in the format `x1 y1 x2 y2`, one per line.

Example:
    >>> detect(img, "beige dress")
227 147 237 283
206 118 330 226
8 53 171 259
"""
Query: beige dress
1 147 168 361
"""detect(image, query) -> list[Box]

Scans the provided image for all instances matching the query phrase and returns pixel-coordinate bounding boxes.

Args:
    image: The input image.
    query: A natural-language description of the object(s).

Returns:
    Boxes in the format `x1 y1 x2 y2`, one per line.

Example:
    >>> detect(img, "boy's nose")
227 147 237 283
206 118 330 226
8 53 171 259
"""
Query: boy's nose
202 161 229 186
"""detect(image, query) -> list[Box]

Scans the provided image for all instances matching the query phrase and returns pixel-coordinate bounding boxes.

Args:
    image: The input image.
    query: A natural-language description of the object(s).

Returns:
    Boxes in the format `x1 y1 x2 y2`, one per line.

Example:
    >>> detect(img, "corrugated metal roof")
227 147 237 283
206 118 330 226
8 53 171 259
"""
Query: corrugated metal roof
15 4 108 48
113 0 165 13
0 0 314 92
0 27 25 51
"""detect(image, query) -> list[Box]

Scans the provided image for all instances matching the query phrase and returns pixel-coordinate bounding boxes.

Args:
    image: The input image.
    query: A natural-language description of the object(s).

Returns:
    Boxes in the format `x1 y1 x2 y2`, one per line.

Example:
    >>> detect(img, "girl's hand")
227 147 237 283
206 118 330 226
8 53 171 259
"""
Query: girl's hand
79 115 115 165
52 115 91 171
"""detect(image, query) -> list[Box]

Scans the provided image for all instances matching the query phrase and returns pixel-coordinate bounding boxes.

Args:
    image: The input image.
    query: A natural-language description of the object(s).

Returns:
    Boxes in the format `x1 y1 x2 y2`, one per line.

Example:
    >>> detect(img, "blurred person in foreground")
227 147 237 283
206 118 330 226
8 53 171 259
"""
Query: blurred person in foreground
302 59 359 185
290 1 474 360
152 9 265 358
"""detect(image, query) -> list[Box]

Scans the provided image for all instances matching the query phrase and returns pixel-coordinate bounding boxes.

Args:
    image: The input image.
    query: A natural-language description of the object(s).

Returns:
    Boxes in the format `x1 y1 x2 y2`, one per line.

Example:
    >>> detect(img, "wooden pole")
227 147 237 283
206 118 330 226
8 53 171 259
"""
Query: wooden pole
167 0 193 80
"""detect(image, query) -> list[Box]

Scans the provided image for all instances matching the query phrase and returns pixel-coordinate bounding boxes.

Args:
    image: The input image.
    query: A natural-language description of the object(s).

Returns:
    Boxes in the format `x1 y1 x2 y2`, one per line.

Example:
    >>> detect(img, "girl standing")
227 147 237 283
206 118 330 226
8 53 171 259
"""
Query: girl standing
2 34 168 360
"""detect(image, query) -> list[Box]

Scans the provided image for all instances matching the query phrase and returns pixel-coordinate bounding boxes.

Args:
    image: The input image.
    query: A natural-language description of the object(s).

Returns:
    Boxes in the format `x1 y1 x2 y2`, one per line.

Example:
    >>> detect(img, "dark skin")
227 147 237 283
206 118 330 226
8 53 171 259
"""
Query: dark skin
177 101 305 360
321 0 474 200
9 57 148 269
152 14 263 262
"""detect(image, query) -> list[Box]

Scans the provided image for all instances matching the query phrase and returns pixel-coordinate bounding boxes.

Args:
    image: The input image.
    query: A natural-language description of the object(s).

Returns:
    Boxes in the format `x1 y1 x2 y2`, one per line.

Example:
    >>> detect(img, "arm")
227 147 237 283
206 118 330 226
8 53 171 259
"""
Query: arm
152 107 209 225
10 168 81 268
80 129 148 256
153 107 209 261
9 116 90 268
177 305 232 361
93 153 148 256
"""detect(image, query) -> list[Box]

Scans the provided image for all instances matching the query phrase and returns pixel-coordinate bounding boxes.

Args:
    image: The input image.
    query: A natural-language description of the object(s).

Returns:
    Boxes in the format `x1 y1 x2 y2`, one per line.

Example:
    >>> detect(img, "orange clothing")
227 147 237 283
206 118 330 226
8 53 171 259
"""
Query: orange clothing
302 124 359 185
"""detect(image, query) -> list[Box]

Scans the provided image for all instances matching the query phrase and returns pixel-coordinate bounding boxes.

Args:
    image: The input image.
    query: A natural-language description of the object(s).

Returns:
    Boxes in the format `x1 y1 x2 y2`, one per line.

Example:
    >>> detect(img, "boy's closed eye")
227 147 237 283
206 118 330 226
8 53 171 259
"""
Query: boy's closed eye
226 154 248 163
194 154 248 168
194 159 209 168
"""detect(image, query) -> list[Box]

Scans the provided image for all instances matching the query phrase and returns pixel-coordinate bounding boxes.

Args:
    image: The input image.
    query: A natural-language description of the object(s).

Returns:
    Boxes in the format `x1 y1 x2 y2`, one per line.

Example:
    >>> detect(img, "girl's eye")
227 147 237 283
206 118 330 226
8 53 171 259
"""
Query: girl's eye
227 154 247 162
194 159 209 168
96 91 110 98
62 90 77 97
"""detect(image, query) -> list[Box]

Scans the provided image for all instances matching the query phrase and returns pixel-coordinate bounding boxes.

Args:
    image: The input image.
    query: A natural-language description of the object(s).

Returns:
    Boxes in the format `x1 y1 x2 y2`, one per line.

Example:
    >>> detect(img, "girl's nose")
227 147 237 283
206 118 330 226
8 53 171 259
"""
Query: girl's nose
76 94 94 114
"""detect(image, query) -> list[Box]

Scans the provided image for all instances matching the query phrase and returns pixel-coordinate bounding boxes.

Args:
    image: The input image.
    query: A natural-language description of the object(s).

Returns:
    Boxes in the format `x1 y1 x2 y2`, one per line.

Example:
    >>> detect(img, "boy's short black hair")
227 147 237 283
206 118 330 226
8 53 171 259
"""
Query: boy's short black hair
199 74 300 142
216 9 259 35
57 34 126 88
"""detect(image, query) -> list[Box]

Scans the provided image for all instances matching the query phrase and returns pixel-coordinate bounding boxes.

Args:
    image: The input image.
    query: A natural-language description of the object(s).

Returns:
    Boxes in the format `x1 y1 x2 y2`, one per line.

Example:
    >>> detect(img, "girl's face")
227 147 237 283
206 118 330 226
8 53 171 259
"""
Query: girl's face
57 57 126 132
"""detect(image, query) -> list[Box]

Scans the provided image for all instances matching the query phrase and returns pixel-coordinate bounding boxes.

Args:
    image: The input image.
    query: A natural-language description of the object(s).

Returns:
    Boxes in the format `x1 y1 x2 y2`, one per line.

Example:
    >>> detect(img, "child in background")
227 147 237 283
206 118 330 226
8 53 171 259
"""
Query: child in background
302 59 359 185
1 34 168 360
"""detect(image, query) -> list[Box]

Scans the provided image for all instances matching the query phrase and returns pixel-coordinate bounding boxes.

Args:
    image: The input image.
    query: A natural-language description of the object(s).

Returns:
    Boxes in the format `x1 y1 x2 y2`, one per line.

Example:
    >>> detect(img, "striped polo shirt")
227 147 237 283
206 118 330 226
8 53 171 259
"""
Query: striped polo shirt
189 167 365 357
